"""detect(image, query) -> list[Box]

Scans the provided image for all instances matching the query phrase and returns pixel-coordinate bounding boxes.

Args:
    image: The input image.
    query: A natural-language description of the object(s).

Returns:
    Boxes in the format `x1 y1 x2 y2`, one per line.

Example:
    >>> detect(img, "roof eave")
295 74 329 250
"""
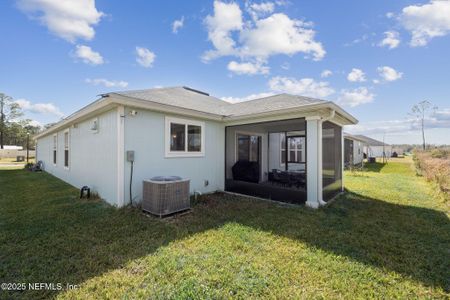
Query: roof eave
224 102 358 125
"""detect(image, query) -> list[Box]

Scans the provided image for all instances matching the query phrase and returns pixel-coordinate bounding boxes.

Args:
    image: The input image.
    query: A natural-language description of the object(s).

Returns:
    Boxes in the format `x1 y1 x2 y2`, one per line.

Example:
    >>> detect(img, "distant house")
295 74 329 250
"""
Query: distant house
353 135 392 158
35 86 357 209
343 133 367 166
3 145 23 150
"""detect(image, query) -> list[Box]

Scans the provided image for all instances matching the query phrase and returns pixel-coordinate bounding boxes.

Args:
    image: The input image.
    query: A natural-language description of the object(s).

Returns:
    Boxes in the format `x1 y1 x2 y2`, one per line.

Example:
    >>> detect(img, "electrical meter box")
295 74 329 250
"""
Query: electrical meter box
126 150 135 162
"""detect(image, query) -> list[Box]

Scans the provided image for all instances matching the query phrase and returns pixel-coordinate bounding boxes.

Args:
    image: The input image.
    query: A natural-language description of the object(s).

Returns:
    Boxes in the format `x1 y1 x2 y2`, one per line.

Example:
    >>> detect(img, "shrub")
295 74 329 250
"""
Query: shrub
414 150 450 198
431 149 449 159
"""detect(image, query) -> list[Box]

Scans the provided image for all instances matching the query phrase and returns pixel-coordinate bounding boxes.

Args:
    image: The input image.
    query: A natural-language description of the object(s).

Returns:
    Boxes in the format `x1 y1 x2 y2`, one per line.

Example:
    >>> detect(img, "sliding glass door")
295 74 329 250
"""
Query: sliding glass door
237 134 260 162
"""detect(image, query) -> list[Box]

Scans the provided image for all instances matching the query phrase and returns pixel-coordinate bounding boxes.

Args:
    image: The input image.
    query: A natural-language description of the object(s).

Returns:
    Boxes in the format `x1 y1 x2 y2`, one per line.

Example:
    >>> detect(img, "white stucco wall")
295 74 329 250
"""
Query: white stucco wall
123 107 225 205
36 108 119 205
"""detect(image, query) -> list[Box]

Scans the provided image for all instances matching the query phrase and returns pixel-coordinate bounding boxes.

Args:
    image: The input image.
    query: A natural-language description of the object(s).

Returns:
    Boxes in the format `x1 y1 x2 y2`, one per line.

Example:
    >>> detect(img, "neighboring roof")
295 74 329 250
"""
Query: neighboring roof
35 86 358 139
353 135 390 146
344 133 368 143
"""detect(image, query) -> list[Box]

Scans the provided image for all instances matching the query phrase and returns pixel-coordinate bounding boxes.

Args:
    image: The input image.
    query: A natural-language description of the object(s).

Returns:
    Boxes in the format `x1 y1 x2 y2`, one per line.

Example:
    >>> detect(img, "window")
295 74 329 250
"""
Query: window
64 130 69 168
53 134 57 165
237 134 259 162
280 133 305 165
165 117 205 157
170 123 185 151
188 125 201 152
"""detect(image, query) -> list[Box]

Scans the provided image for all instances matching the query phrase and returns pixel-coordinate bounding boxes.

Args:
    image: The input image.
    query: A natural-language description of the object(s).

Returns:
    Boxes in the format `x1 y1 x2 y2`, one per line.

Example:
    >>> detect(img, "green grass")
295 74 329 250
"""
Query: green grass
0 159 449 299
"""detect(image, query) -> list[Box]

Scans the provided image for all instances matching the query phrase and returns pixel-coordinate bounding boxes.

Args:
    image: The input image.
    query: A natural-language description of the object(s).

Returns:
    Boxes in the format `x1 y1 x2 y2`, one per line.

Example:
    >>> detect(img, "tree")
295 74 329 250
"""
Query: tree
409 100 437 151
0 93 23 149
5 119 41 148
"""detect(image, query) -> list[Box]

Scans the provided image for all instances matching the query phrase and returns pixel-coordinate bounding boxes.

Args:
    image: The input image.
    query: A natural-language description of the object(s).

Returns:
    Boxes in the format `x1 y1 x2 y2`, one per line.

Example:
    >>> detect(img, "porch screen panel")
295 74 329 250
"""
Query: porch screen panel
322 121 342 201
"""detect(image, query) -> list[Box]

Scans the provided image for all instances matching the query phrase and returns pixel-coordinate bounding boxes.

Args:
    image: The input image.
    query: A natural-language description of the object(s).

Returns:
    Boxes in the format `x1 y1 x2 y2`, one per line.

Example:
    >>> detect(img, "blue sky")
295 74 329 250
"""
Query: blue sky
1 0 449 144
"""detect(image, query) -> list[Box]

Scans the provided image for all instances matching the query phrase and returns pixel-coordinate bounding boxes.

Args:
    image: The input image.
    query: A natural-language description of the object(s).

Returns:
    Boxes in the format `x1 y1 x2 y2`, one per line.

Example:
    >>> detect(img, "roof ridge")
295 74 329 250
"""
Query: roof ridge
228 93 328 105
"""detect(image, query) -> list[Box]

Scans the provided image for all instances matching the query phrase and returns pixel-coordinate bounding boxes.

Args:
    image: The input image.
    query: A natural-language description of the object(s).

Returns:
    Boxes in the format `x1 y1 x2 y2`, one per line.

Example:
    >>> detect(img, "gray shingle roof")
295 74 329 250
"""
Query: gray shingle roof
353 135 390 146
113 86 231 116
112 87 327 117
225 94 327 116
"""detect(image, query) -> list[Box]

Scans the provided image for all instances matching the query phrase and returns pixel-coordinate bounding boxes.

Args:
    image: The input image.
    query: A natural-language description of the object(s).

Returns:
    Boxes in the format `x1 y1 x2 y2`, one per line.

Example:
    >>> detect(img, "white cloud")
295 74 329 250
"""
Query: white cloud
338 87 374 107
74 45 104 65
172 16 184 33
247 2 275 20
347 68 366 82
240 13 325 61
203 1 325 65
377 66 403 82
29 119 43 128
434 108 450 121
386 12 395 19
221 92 275 103
15 99 64 118
321 69 332 78
378 31 400 49
203 1 243 61
268 76 335 98
344 33 370 47
135 47 156 68
85 78 128 88
281 62 290 70
347 109 450 136
17 0 104 43
400 0 450 47
227 60 269 75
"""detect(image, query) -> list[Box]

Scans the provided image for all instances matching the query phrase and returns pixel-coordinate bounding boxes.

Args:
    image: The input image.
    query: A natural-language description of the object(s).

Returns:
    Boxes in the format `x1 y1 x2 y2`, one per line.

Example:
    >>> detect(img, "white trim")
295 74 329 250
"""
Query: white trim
165 116 205 158
117 106 125 207
63 128 70 170
34 95 358 140
305 118 324 209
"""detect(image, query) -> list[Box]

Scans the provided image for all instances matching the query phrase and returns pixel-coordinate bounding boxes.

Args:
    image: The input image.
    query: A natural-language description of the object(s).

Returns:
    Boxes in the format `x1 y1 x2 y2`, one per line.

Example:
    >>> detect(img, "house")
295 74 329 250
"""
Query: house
343 133 366 166
353 135 392 158
35 86 358 209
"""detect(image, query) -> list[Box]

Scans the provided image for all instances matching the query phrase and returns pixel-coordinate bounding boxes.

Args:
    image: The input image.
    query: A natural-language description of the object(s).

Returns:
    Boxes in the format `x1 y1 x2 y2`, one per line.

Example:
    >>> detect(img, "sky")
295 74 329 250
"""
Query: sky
1 0 449 144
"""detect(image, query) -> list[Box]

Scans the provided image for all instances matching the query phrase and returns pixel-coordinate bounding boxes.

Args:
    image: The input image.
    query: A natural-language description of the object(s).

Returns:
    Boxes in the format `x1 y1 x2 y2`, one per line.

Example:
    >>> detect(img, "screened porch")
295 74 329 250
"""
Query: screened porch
225 118 342 205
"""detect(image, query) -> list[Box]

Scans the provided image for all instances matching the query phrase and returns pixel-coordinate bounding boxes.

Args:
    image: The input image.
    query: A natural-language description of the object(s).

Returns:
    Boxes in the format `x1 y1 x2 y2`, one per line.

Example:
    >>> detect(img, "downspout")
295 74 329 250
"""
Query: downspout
318 109 335 207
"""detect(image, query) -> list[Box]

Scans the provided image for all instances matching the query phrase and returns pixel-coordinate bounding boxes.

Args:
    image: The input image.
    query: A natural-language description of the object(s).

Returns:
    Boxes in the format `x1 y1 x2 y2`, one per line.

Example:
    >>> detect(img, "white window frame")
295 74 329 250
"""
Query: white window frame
280 133 305 166
53 133 57 166
165 116 205 158
63 129 70 170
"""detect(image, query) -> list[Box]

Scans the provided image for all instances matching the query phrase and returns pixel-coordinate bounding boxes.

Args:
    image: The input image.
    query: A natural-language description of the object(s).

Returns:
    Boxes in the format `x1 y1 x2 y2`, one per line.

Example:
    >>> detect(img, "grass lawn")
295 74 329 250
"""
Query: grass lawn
0 158 449 299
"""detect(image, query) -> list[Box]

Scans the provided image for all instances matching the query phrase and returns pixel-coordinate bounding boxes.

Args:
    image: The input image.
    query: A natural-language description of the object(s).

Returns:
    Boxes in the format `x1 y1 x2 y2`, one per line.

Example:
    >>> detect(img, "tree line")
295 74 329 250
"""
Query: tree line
0 93 42 149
